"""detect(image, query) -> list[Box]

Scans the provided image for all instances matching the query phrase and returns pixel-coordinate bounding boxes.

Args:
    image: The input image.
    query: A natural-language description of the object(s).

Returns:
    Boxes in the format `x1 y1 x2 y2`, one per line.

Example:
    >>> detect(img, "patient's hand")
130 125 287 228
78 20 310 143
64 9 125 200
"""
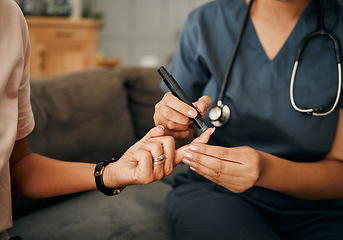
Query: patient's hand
103 126 175 188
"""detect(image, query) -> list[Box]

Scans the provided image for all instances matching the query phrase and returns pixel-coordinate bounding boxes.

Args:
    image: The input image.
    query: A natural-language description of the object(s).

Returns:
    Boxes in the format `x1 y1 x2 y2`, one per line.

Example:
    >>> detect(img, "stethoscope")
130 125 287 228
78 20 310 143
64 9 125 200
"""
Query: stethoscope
208 0 342 127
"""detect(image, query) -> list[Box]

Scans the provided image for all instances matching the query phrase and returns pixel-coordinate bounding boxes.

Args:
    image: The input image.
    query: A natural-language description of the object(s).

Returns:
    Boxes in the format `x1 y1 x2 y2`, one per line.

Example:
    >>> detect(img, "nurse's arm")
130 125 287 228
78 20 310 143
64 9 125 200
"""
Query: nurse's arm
182 109 343 200
256 108 343 200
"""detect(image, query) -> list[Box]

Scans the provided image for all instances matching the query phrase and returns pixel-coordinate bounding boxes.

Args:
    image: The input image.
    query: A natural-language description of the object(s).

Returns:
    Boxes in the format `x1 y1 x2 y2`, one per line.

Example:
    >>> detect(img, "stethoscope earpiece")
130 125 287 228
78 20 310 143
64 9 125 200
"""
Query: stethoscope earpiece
209 101 231 127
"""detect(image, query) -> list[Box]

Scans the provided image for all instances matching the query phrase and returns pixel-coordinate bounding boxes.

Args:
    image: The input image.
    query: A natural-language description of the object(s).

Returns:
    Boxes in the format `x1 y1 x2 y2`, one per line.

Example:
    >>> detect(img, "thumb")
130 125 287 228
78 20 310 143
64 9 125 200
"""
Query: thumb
194 96 212 116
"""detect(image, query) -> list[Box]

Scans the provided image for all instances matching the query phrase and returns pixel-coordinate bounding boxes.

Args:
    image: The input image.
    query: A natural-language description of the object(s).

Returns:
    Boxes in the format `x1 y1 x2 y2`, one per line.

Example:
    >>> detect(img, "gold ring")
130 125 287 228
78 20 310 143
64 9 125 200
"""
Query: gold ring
153 154 165 165
153 159 165 165
154 154 165 161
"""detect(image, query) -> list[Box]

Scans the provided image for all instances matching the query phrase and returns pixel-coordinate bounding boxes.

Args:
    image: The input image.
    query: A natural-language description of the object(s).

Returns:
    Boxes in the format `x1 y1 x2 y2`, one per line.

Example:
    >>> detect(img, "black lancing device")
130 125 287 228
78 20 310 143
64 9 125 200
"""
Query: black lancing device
157 66 209 132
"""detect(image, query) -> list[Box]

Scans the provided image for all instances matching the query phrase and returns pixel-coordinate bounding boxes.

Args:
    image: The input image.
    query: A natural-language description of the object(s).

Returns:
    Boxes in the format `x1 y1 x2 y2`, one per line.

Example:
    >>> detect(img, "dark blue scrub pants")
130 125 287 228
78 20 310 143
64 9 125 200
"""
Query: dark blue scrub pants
165 172 343 240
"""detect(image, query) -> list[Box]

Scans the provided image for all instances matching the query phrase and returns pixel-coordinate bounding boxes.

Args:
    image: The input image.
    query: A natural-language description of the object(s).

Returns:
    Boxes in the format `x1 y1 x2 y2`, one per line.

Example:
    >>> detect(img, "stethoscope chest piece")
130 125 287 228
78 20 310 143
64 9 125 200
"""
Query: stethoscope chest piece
209 101 231 127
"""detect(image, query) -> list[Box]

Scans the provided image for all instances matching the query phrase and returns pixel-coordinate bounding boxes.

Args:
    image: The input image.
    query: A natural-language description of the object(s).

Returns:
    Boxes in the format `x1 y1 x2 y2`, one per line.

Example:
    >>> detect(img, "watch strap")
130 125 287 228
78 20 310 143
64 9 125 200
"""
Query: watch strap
94 158 125 196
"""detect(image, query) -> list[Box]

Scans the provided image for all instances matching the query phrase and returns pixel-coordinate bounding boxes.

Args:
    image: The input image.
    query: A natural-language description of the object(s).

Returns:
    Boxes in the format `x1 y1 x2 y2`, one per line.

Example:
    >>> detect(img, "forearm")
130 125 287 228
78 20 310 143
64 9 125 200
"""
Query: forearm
256 151 343 200
11 153 96 198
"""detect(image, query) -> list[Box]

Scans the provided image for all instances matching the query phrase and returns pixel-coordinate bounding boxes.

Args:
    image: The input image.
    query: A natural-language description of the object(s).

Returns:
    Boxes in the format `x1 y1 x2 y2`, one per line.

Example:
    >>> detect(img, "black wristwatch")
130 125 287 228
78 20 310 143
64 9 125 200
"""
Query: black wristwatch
94 158 125 196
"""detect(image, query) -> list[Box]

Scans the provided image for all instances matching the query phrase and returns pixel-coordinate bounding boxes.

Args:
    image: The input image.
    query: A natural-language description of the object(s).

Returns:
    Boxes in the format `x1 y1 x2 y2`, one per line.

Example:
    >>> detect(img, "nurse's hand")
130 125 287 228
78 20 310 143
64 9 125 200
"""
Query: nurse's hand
182 144 263 193
154 92 212 140
173 127 215 166
102 126 175 188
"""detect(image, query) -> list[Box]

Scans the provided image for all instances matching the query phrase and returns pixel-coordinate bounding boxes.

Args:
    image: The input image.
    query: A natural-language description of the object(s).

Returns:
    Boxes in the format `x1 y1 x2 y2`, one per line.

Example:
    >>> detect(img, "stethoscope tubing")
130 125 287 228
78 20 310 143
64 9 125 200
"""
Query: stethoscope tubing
209 0 254 127
216 0 254 105
290 0 342 116
209 0 342 127
290 62 342 116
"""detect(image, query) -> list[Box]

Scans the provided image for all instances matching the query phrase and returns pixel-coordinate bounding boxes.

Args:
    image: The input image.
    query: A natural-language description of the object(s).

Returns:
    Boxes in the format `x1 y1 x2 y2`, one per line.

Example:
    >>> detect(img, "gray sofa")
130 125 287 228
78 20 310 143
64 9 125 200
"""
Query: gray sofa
9 66 186 240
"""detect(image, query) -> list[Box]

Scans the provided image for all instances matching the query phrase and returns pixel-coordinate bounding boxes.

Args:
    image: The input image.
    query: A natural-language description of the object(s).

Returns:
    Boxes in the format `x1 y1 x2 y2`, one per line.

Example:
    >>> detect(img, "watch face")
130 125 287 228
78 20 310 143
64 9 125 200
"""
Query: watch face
209 106 222 121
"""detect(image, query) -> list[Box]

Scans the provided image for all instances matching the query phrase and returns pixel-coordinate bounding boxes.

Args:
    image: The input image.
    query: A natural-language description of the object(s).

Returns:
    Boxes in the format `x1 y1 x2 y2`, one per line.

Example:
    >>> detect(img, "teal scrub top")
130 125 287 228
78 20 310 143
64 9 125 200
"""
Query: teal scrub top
164 0 343 163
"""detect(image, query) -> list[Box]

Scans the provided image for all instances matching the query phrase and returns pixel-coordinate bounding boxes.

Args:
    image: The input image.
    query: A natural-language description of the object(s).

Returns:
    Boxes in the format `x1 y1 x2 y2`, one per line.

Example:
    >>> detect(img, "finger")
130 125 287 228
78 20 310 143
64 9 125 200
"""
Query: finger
132 149 154 184
164 128 194 140
154 106 191 134
163 92 199 119
173 127 214 166
139 125 165 144
192 127 215 144
155 105 192 130
175 144 187 166
189 165 244 190
187 142 244 163
183 148 242 177
193 96 212 115
140 141 165 180
173 127 214 165
148 136 175 176
122 126 164 160
155 102 195 139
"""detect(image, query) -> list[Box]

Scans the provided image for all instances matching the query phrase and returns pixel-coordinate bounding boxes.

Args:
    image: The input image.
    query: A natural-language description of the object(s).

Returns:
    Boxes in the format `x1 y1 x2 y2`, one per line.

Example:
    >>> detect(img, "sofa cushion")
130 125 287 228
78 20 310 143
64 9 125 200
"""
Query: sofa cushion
9 182 173 240
116 67 164 140
29 68 135 163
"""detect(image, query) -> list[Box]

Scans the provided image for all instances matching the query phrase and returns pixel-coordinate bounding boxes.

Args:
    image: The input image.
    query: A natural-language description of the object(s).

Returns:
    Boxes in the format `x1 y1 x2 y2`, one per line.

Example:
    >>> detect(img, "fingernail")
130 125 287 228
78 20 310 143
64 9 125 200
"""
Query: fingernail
182 159 191 165
184 152 193 160
157 125 165 129
210 127 216 135
189 144 198 151
190 167 197 172
188 110 197 118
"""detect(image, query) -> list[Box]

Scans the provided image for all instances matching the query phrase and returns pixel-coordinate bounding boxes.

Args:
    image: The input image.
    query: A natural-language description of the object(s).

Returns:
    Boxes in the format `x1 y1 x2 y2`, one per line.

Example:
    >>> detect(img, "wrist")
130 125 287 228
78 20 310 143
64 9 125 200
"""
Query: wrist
255 150 278 188
94 158 125 196
102 160 114 188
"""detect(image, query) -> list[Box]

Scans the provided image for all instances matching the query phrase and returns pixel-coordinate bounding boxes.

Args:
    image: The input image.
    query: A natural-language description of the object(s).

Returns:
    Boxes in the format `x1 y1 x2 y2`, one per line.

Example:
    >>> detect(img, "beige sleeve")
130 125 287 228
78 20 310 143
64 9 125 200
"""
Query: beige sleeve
16 7 35 140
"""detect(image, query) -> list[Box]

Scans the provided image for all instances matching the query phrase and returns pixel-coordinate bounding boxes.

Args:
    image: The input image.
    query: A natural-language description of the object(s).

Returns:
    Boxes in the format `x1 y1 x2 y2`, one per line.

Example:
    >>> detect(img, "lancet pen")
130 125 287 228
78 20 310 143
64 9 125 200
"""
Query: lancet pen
158 66 209 132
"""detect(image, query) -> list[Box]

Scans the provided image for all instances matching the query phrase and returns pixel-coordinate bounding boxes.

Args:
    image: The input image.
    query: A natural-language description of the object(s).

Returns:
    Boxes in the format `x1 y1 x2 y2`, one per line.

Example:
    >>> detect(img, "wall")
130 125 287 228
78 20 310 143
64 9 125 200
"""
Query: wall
92 0 211 66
